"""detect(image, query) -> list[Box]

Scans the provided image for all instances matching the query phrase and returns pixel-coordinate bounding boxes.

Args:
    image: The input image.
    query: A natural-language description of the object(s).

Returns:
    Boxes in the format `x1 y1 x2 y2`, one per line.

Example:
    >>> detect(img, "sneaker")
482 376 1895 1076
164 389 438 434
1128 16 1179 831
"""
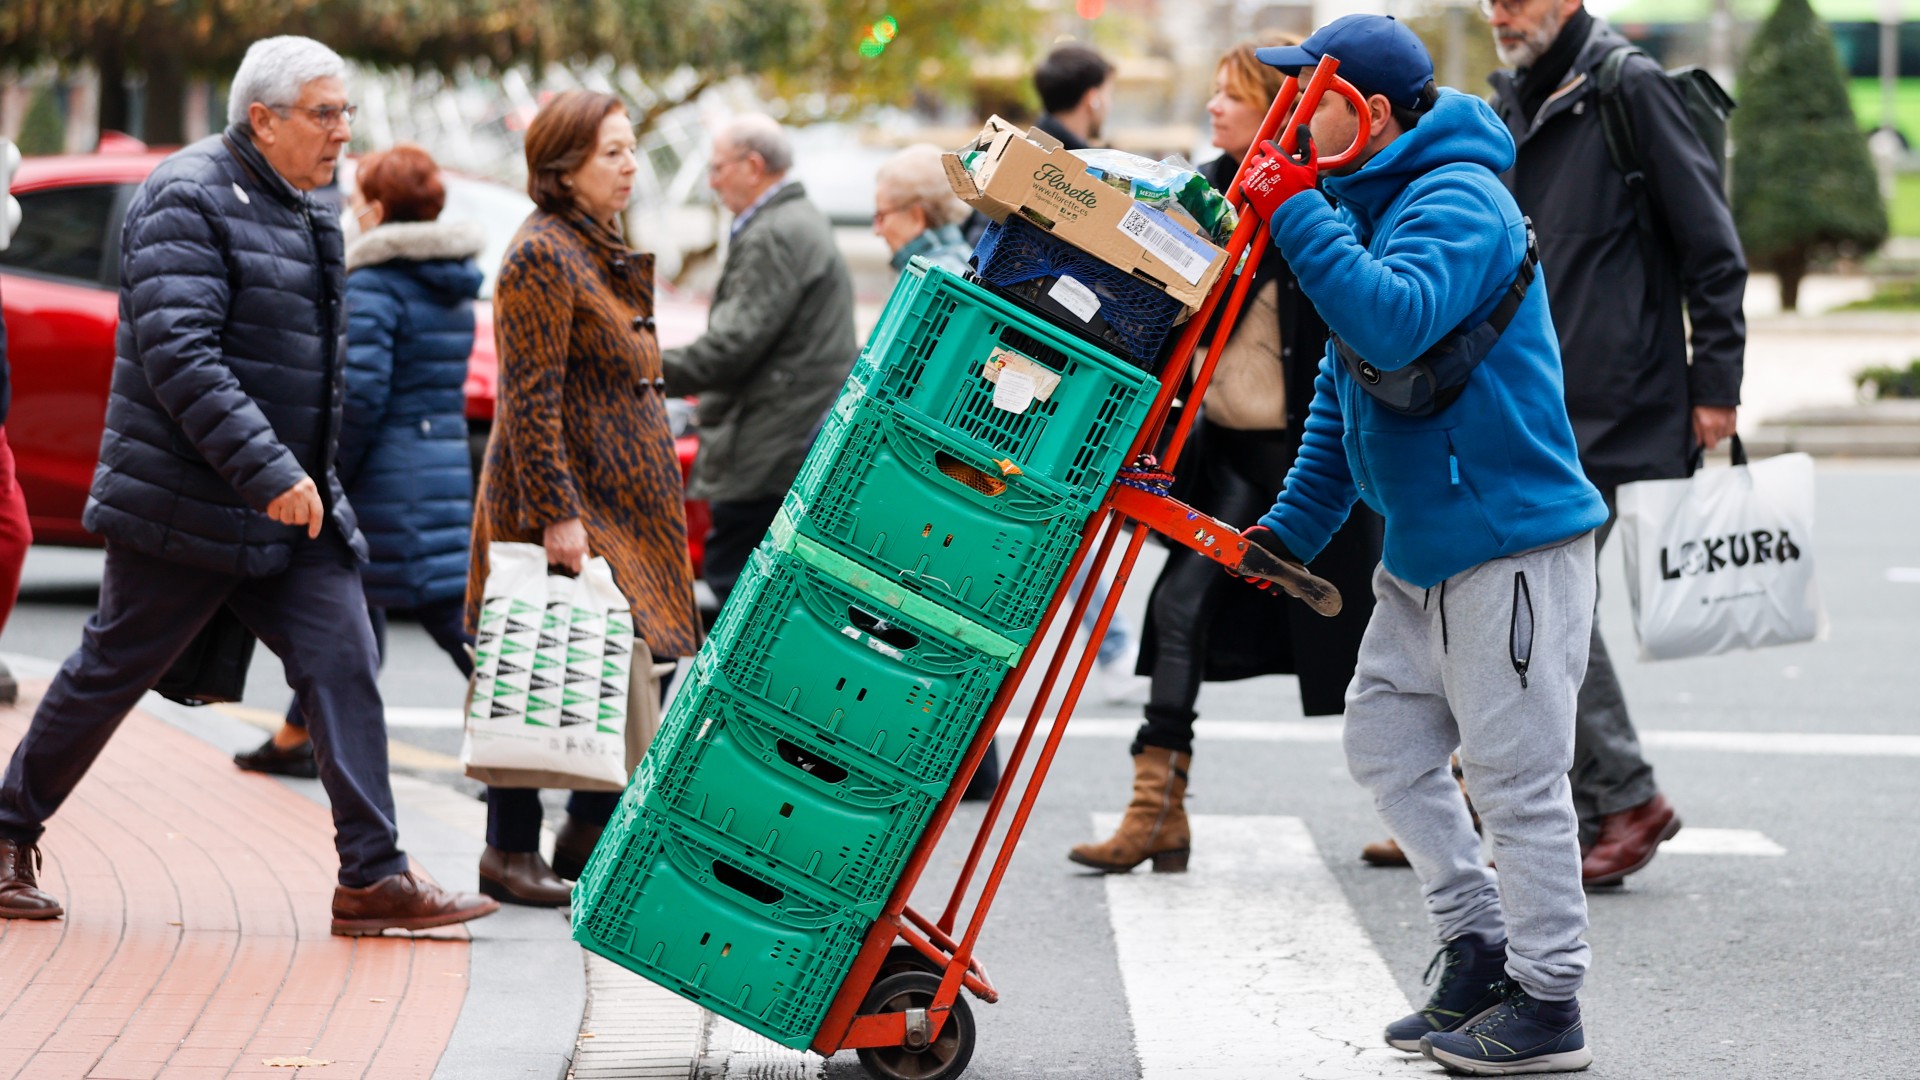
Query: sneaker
1096 642 1151 705
1421 982 1592 1075
1384 934 1509 1051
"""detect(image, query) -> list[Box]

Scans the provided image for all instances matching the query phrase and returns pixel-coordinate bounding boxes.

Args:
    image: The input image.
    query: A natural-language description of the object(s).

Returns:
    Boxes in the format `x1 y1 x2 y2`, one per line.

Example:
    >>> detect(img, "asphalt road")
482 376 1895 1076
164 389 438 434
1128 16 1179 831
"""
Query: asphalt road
6 460 1918 1078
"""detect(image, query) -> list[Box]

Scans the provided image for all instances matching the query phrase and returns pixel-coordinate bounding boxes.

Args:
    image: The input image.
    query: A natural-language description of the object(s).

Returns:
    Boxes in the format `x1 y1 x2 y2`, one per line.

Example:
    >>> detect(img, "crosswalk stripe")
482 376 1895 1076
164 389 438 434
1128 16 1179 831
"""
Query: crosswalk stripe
1660 828 1786 856
1039 718 1920 757
1096 813 1428 1079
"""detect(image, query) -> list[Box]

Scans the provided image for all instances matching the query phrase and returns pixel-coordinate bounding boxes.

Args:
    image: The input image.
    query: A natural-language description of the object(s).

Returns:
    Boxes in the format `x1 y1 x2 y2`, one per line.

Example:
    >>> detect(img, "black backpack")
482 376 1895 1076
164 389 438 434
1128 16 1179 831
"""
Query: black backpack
1594 46 1736 258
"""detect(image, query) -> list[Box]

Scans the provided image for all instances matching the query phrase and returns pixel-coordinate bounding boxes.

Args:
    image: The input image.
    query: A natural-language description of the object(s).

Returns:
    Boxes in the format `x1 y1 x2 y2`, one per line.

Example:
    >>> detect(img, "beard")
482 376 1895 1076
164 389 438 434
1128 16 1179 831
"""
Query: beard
1493 7 1566 68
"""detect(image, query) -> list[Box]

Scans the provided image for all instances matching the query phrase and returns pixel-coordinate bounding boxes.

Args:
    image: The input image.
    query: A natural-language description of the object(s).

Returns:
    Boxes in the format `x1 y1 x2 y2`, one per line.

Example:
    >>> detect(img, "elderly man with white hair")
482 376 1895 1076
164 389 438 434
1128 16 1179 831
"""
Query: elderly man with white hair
663 114 856 605
0 35 498 934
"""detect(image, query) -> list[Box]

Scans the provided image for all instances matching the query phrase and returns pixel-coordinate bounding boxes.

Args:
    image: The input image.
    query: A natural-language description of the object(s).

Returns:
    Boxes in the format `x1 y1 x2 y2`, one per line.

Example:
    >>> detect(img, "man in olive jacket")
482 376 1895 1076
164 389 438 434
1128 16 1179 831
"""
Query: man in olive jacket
665 114 857 603
1488 0 1746 886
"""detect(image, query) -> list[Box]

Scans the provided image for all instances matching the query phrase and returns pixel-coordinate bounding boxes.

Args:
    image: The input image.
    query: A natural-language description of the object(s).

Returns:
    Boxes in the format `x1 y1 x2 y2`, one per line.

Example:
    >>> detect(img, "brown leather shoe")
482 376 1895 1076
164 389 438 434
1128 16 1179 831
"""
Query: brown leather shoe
550 815 605 882
478 846 572 907
331 870 500 936
1582 793 1681 887
1360 837 1410 867
1 838 63 919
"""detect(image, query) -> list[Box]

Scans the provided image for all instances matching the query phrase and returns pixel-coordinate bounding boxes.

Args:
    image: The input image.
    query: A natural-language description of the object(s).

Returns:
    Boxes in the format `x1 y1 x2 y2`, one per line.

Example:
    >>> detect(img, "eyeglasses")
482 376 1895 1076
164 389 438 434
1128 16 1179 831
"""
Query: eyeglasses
873 204 911 222
274 103 358 130
1477 0 1535 16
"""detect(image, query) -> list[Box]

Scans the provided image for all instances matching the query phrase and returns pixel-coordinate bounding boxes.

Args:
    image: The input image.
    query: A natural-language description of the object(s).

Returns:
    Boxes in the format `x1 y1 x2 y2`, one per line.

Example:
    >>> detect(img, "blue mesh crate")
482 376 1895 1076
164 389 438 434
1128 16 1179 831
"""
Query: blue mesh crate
704 544 1010 786
781 395 1090 644
971 215 1187 367
847 261 1156 505
571 806 869 1050
629 670 940 913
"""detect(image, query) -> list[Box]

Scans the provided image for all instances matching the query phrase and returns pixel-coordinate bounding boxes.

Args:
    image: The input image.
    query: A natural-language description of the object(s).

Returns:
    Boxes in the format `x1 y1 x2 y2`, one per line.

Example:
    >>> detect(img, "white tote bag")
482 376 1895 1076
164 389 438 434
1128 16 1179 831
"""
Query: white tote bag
1617 439 1828 661
462 542 635 790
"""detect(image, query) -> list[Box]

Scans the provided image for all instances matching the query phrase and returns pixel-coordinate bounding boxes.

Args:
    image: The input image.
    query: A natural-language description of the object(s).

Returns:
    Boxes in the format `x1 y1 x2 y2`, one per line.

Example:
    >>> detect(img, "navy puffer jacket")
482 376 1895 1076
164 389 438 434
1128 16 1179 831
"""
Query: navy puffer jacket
85 126 365 575
334 219 484 609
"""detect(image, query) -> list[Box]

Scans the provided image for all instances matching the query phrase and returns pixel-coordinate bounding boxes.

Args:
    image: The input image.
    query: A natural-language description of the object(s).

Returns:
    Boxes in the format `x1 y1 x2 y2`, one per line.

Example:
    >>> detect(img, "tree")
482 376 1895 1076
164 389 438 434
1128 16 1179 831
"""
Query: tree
1731 0 1887 311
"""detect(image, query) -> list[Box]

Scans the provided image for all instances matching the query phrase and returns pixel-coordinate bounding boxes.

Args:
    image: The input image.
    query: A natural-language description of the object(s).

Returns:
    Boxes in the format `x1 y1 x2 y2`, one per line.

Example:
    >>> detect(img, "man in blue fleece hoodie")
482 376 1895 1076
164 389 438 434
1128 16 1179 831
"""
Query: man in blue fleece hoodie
1238 16 1608 1076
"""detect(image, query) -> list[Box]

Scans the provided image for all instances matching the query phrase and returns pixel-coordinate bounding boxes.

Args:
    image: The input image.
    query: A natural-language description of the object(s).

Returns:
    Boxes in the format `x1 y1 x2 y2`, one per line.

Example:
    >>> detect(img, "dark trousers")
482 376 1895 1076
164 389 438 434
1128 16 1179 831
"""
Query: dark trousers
1134 428 1286 757
703 496 785 606
482 655 679 853
0 536 408 886
285 594 473 729
1571 487 1658 843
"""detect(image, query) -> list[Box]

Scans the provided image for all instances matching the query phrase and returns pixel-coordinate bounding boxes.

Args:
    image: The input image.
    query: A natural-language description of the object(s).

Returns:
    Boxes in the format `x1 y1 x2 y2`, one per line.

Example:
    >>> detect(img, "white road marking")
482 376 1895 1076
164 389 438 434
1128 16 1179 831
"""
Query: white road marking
1098 813 1427 1079
384 706 467 728
1885 567 1920 583
1026 718 1920 757
1660 828 1787 856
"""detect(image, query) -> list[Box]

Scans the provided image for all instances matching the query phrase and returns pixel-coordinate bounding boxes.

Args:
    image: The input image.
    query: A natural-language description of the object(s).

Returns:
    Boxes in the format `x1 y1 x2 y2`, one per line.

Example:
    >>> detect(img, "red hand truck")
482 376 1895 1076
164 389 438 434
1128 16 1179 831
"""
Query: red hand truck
810 59 1371 1080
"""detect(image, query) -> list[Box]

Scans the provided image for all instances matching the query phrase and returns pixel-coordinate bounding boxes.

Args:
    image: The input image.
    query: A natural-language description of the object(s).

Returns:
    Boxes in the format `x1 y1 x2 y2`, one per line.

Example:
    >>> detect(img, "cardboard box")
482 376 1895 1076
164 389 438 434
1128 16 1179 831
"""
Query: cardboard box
944 116 1229 311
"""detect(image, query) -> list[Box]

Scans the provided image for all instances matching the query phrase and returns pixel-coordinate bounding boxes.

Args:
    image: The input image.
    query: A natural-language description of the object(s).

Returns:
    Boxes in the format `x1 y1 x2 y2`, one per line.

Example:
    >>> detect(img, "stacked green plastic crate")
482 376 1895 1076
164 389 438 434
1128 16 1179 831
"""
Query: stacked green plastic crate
571 260 1158 1047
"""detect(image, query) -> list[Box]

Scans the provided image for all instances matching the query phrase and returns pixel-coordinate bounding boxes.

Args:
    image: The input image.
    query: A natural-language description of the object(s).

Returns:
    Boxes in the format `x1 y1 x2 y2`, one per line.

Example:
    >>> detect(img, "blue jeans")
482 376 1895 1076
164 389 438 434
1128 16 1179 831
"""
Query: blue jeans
1066 557 1131 666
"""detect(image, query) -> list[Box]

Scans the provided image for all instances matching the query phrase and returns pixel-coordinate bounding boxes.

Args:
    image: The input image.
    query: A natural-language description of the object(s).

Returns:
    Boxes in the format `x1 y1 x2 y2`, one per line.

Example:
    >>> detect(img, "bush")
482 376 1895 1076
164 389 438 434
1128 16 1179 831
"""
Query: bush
1855 359 1920 399
1731 0 1889 311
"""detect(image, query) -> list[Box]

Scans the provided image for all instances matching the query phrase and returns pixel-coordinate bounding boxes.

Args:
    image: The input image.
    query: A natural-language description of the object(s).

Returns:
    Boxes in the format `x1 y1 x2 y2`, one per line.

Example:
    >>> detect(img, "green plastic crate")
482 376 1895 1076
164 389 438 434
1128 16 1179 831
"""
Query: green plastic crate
631 670 940 912
571 807 867 1050
781 397 1092 643
705 544 1010 786
848 261 1156 502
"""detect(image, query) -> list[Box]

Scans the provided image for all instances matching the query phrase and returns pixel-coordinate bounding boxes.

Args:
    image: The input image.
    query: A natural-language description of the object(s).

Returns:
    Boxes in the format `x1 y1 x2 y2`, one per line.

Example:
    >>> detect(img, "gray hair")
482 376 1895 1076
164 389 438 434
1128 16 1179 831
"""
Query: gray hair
718 114 793 176
227 36 349 128
875 144 970 228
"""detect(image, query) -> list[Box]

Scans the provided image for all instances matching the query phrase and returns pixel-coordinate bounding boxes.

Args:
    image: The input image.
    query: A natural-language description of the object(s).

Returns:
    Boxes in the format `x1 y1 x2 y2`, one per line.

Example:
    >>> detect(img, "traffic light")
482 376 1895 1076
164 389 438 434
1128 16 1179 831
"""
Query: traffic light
1 137 20 251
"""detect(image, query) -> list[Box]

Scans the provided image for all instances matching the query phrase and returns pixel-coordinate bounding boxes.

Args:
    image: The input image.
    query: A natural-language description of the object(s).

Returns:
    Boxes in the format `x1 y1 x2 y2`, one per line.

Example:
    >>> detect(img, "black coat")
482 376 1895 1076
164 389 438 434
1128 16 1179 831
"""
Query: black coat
84 127 365 576
1133 154 1380 716
1490 19 1747 489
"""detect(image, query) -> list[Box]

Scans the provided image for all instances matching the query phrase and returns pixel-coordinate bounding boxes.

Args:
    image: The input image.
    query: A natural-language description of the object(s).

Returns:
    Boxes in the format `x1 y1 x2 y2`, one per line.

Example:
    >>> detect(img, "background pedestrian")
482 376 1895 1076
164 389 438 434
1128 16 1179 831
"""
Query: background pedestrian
1068 40 1381 876
234 144 486 781
662 114 856 607
468 89 702 902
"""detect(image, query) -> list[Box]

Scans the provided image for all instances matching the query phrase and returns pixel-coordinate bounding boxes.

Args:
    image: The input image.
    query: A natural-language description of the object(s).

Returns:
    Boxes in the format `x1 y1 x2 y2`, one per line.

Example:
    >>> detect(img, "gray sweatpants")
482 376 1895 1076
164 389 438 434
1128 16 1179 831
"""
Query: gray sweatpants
1343 532 1596 1001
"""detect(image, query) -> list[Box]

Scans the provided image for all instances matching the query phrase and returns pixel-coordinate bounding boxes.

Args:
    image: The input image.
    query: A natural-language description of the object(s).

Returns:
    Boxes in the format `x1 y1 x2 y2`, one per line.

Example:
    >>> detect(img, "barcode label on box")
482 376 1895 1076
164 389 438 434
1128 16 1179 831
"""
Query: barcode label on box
1116 204 1214 285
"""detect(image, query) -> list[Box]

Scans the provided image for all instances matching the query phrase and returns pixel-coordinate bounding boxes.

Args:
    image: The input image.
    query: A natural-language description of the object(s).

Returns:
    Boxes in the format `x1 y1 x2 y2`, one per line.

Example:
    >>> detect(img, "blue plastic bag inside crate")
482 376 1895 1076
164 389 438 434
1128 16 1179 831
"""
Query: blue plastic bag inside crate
571 807 868 1049
783 396 1089 643
704 545 1005 786
848 261 1155 504
629 671 939 913
971 215 1187 365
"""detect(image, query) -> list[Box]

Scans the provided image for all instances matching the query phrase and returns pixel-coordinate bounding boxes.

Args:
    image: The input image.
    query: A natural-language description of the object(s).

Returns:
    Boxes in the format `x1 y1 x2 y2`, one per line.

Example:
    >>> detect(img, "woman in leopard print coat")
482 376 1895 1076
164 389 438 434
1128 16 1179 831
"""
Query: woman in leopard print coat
467 90 701 905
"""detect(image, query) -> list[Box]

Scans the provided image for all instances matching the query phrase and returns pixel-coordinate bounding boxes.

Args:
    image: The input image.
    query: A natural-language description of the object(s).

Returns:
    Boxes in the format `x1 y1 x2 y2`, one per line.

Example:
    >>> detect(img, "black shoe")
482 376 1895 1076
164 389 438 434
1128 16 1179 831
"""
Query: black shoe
1422 982 1592 1074
233 735 318 779
0 658 17 707
1384 934 1509 1051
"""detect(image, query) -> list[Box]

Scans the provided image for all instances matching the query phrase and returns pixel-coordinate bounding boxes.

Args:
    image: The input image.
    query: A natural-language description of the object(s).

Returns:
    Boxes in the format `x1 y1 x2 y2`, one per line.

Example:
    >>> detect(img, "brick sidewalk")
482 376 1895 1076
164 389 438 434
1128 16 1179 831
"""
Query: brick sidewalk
0 683 470 1080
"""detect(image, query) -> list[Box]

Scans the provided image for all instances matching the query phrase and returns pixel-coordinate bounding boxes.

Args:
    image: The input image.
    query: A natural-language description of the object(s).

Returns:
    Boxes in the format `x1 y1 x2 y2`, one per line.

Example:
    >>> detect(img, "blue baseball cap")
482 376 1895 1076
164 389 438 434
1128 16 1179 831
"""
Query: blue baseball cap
1255 15 1439 115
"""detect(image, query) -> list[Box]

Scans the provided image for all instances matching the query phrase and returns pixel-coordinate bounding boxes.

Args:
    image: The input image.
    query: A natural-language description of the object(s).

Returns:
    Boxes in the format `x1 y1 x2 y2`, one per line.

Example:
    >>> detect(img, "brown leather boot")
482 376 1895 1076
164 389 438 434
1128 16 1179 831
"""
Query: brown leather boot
0 838 63 919
331 870 500 936
550 815 606 882
478 846 572 907
1068 747 1191 873
1582 793 1681 887
1360 837 1410 867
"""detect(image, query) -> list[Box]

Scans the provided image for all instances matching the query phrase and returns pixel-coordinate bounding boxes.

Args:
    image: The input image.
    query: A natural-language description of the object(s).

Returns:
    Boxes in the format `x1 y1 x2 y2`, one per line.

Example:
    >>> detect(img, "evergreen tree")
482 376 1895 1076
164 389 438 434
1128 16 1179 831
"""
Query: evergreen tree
17 85 65 156
1731 0 1887 311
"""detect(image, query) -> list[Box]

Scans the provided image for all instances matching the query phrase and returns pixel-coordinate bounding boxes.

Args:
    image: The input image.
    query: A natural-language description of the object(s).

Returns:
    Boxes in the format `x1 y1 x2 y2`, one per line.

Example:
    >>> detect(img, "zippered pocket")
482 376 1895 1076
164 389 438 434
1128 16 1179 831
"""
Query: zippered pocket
1509 571 1534 689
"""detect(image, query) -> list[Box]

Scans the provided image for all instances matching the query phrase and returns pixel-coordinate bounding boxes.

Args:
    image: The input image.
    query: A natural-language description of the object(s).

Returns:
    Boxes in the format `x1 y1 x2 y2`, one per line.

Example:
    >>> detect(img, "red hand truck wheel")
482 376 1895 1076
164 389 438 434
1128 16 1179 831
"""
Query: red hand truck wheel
854 971 977 1080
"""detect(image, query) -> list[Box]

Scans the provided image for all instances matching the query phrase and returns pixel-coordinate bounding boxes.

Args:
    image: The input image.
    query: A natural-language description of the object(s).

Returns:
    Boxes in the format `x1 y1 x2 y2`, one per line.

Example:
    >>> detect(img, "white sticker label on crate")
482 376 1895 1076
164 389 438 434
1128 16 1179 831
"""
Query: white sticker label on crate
993 369 1038 414
1046 274 1102 323
981 348 1060 406
1116 203 1213 285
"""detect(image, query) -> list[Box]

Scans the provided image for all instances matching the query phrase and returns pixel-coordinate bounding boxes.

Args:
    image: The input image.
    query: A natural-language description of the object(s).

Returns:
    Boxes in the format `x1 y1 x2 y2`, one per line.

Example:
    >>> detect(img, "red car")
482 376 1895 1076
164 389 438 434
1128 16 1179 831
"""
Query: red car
0 147 709 574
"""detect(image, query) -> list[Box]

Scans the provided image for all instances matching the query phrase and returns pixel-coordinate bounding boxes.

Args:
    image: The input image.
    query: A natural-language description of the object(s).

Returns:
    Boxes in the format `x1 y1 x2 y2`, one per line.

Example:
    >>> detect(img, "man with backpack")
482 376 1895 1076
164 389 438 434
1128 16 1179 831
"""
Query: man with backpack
1240 15 1607 1072
1484 0 1748 887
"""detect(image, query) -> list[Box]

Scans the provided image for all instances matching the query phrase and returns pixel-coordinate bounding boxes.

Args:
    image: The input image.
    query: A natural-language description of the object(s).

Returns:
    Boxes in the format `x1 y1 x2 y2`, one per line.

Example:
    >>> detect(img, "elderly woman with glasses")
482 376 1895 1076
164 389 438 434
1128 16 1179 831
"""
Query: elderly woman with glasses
870 144 973 276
